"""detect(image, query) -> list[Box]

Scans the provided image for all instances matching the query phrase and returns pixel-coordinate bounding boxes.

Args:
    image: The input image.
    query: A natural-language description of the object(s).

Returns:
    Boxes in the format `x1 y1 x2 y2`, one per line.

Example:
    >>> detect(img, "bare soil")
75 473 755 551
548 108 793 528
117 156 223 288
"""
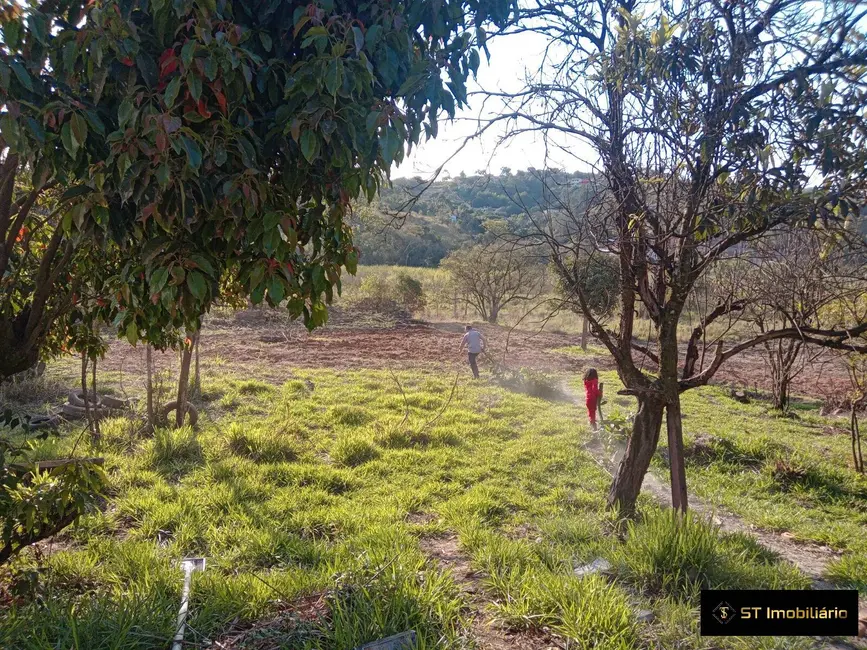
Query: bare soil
95 307 846 404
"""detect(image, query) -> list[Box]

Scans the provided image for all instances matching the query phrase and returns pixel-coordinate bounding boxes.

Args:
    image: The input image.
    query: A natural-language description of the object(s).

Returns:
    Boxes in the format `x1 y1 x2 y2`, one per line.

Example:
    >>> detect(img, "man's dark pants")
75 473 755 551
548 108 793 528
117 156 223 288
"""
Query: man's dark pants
468 352 480 379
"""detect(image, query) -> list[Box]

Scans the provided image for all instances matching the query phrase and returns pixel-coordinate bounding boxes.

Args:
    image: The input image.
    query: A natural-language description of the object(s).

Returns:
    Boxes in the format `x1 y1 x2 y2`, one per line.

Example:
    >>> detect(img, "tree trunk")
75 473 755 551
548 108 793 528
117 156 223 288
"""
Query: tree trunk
581 317 589 351
608 395 666 516
175 333 196 428
775 375 790 411
146 345 155 432
666 398 688 512
488 304 499 324
852 405 864 474
192 334 201 398
91 353 101 440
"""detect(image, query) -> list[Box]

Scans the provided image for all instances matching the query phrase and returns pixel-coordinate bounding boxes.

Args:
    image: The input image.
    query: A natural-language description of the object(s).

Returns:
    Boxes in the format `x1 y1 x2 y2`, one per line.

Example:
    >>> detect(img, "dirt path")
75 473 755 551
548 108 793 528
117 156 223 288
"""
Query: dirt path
419 535 560 650
582 426 867 647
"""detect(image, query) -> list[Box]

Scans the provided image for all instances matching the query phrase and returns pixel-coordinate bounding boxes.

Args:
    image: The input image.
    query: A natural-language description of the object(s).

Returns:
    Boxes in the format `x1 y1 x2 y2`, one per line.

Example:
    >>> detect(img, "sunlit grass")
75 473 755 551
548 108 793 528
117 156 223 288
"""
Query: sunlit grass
0 362 847 649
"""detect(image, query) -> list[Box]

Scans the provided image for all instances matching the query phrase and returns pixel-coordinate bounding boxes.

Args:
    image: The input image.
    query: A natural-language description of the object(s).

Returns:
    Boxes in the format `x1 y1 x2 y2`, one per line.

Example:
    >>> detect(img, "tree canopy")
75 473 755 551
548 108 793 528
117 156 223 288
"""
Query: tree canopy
0 0 516 377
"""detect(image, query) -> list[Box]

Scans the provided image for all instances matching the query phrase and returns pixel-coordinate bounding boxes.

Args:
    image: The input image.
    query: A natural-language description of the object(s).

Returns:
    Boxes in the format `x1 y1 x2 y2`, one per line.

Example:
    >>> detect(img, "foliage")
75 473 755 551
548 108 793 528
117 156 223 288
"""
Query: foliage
394 272 426 313
0 411 105 565
345 267 427 315
505 0 867 513
0 0 516 376
440 243 543 323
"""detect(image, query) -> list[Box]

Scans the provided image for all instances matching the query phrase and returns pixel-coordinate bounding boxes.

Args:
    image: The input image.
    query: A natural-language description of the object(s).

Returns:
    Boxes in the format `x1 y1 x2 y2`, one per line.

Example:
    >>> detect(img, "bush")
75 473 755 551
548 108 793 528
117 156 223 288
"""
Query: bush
329 405 372 427
395 273 426 313
226 423 299 463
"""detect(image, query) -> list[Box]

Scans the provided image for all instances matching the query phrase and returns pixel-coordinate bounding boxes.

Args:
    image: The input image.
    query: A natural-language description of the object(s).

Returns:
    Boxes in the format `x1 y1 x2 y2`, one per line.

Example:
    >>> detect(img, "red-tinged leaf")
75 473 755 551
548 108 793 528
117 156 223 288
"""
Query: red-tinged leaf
215 90 227 115
121 57 134 66
156 130 167 151
163 59 179 77
159 48 174 65
197 99 212 118
242 184 250 199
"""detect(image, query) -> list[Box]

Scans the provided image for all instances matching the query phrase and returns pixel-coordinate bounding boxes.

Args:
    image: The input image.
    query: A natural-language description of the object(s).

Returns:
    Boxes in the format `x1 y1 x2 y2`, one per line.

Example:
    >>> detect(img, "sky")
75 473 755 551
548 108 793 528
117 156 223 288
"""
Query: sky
393 30 597 179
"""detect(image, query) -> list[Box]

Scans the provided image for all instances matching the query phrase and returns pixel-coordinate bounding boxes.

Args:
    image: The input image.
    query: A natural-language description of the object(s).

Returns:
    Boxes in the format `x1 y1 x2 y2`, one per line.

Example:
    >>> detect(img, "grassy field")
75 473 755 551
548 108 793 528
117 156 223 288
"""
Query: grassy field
3 347 860 650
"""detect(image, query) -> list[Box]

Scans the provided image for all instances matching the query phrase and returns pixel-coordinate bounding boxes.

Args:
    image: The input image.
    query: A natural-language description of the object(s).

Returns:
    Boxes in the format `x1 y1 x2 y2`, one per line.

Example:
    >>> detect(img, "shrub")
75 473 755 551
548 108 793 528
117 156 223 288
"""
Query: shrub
395 273 426 313
226 423 298 463
332 435 379 467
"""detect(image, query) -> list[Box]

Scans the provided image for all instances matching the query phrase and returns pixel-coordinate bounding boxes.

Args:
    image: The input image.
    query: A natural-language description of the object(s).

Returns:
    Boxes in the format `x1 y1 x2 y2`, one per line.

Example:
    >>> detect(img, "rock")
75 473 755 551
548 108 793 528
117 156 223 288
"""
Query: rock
781 532 795 540
357 631 417 650
730 389 750 403
637 610 655 624
573 557 611 577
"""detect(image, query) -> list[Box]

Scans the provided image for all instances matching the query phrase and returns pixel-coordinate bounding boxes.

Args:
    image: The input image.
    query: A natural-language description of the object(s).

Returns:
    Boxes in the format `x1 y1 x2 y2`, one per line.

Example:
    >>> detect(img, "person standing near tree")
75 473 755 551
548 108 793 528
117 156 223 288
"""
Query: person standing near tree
583 368 601 431
460 325 487 379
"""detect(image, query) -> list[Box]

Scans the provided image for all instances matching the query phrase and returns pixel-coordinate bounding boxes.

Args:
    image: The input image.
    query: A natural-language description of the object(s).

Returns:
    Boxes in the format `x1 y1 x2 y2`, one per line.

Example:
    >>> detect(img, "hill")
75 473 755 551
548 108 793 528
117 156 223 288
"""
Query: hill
351 169 593 267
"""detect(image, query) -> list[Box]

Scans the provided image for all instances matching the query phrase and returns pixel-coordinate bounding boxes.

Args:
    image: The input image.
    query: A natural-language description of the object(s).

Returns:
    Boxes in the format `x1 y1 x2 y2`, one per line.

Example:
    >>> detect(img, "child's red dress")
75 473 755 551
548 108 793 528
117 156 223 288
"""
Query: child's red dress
584 378 600 424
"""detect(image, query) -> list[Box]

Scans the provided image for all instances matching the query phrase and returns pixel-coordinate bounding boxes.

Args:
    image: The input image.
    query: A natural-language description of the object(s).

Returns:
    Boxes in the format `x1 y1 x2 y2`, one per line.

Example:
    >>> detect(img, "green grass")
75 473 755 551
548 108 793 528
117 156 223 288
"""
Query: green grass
576 371 867 595
0 364 847 650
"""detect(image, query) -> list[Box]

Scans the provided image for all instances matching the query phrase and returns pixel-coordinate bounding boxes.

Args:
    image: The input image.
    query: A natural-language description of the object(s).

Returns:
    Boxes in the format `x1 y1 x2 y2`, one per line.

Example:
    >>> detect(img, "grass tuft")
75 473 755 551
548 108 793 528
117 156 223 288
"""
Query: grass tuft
331 434 380 467
225 422 299 462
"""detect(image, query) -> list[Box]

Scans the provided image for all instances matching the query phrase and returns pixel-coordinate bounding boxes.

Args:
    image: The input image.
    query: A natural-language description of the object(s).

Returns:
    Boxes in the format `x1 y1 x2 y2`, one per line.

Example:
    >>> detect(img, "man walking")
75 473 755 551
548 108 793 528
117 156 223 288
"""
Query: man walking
460 325 486 379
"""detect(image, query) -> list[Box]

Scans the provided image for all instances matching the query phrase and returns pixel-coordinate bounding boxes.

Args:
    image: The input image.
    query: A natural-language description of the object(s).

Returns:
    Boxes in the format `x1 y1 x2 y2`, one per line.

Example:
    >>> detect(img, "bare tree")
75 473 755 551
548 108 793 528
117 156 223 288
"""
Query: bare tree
488 0 867 515
737 231 859 411
441 243 544 323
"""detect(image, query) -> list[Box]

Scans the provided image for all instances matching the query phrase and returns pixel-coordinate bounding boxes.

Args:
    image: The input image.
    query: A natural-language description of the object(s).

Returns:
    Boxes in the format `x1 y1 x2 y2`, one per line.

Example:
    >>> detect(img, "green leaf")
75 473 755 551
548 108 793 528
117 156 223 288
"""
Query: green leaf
365 25 382 49
10 61 33 91
70 113 88 146
164 76 181 109
269 276 285 303
187 270 207 301
59 184 93 201
325 58 341 95
190 254 215 276
156 163 170 187
352 26 364 53
181 135 202 170
259 32 273 52
189 74 202 102
150 267 170 294
204 57 217 81
118 99 134 128
181 40 196 66
125 321 138 345
0 115 19 150
61 122 79 158
366 110 380 135
300 130 319 163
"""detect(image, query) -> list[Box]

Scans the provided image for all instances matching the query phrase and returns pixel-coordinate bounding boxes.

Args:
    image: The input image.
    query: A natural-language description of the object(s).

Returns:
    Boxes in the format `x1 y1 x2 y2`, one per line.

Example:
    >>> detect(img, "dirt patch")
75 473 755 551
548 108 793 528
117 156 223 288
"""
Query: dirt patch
213 592 328 650
419 535 559 650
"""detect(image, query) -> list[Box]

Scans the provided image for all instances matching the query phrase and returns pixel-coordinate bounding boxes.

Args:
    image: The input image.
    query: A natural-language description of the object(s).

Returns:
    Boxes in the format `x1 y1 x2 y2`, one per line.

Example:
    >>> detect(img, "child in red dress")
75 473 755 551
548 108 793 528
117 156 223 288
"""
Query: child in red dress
583 368 600 430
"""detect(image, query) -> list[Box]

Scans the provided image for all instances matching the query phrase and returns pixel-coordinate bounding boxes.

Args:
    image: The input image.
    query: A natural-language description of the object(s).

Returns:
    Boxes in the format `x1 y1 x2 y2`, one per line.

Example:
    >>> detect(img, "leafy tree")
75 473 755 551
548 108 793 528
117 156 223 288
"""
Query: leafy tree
441 243 543 323
0 413 106 565
0 0 516 378
496 0 867 514
395 271 426 313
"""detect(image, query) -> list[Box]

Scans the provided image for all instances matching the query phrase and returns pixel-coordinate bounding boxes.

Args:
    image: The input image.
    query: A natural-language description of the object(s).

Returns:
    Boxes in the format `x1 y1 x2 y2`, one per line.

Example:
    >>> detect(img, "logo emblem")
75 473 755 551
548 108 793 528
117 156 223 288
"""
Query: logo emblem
713 602 737 625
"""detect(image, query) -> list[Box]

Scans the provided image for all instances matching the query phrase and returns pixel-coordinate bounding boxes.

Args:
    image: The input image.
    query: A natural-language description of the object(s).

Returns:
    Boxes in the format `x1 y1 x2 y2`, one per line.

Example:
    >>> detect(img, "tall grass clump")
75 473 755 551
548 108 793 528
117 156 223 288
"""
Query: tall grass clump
147 426 202 470
225 422 299 462
331 434 379 467
615 510 718 597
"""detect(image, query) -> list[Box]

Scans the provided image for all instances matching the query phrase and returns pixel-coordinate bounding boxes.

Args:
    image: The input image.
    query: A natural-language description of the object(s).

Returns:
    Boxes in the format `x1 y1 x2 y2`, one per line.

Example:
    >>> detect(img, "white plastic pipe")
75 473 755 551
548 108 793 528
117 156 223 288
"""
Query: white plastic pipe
172 560 196 650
